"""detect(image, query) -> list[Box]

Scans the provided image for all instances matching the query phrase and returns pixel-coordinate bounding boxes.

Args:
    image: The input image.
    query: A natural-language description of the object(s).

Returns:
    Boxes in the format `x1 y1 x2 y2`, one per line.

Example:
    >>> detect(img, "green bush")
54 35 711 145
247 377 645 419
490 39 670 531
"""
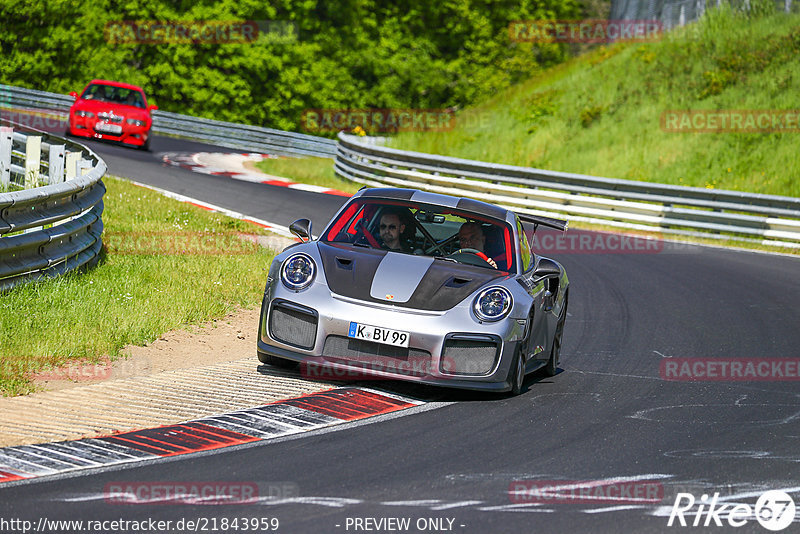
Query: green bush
0 0 583 132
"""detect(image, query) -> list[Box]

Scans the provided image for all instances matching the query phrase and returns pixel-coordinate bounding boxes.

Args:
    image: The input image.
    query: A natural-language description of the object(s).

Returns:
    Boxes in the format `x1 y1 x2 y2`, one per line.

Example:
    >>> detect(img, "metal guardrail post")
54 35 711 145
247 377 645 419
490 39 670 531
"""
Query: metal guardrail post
24 135 40 188
0 127 11 188
0 122 106 289
80 159 92 175
65 151 80 180
48 144 65 184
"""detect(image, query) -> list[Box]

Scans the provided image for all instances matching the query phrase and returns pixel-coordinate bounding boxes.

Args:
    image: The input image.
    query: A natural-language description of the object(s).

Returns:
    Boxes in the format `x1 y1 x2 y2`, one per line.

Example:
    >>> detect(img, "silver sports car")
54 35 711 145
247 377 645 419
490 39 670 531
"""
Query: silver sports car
257 188 569 395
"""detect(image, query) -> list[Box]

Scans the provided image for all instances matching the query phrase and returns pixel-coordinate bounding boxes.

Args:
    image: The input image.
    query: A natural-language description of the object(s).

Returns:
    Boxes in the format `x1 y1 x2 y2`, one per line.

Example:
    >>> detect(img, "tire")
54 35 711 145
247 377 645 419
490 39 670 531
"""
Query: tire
508 349 526 396
543 291 568 377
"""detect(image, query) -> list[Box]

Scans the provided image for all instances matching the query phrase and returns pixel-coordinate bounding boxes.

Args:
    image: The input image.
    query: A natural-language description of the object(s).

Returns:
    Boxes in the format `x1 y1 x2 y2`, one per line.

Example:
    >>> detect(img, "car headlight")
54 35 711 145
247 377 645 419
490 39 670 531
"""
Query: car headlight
126 118 146 126
281 253 316 290
473 287 513 322
75 110 94 118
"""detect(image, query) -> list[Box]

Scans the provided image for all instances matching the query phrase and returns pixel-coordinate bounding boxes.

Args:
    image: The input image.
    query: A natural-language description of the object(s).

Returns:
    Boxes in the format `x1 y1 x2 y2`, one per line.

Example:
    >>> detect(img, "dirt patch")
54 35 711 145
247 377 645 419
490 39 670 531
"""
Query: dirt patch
31 307 263 392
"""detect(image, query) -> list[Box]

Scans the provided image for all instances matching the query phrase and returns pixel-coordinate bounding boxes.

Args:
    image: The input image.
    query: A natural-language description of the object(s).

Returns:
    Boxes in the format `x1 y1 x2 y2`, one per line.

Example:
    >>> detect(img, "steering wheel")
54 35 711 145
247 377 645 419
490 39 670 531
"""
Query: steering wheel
446 248 496 268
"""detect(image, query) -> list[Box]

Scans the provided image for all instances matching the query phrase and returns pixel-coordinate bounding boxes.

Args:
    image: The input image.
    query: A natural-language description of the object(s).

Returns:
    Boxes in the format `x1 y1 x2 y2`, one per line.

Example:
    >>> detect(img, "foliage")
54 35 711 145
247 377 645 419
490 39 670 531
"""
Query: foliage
0 0 583 132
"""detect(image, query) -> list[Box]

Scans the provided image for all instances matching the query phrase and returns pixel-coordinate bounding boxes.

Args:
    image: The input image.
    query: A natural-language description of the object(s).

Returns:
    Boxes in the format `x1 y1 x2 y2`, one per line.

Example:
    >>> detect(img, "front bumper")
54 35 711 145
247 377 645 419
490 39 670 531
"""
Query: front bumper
69 116 149 147
257 281 527 392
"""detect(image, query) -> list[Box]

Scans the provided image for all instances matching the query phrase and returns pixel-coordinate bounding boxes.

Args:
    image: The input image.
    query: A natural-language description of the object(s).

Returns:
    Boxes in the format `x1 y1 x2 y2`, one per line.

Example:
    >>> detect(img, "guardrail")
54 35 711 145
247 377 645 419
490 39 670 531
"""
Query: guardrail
335 133 800 248
0 122 106 290
0 83 337 158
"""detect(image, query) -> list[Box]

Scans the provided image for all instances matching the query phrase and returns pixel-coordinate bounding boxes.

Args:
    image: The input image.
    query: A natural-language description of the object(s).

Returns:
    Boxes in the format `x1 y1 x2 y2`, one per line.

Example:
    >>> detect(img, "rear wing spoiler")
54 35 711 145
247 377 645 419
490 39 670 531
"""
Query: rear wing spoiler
517 213 569 233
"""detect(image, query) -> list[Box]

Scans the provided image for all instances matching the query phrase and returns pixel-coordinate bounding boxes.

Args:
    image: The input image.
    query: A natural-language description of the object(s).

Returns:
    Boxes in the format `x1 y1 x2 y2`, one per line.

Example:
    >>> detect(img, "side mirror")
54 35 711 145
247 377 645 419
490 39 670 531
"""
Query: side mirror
69 91 78 99
149 104 158 111
289 218 312 242
532 258 560 281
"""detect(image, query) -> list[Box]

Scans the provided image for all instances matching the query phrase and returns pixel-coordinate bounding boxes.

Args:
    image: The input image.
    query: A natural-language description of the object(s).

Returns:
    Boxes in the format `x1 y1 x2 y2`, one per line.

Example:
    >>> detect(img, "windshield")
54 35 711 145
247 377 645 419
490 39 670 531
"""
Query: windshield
322 199 516 272
81 84 146 108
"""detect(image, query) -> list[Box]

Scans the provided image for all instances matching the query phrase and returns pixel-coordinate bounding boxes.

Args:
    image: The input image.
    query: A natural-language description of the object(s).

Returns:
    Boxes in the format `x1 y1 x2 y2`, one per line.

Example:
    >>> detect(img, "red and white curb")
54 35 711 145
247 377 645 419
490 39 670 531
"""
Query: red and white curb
0 388 422 485
161 152 350 197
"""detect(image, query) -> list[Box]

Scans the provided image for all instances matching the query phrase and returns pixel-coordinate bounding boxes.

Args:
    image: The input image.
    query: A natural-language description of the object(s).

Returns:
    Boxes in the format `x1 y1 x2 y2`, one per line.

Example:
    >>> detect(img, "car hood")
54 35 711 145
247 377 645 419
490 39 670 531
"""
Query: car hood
317 242 506 312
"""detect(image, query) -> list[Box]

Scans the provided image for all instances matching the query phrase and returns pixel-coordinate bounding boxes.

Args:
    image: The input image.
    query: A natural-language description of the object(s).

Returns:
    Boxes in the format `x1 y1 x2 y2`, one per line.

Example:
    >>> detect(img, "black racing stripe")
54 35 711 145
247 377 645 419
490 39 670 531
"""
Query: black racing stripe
405 261 505 311
318 242 383 302
318 242 504 311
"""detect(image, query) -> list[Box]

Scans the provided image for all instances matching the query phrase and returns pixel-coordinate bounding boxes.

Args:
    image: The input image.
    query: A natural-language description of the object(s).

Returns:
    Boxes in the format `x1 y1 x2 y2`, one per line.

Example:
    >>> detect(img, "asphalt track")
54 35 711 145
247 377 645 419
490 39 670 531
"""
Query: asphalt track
2 133 800 533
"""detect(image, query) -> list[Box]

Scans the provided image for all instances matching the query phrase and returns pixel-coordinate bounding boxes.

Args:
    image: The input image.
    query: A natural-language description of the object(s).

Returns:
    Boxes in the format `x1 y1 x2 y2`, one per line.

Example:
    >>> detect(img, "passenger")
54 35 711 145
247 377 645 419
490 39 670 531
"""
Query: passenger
379 211 408 251
457 222 497 268
125 92 140 107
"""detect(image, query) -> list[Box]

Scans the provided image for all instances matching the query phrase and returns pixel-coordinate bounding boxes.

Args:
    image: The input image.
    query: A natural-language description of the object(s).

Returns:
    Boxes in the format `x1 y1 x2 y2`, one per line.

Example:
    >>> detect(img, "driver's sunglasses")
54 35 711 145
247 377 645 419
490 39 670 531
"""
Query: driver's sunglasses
380 224 397 230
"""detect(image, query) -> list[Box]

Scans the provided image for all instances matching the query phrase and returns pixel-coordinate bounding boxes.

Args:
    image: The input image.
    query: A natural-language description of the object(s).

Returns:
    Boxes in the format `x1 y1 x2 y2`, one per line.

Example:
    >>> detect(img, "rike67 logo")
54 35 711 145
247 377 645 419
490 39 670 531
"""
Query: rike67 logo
668 490 796 531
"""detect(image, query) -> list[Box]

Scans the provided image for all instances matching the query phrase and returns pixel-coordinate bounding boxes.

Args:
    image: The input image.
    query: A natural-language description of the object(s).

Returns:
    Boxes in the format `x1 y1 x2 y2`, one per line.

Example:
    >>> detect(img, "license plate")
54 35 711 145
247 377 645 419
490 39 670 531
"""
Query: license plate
96 122 122 134
348 322 409 348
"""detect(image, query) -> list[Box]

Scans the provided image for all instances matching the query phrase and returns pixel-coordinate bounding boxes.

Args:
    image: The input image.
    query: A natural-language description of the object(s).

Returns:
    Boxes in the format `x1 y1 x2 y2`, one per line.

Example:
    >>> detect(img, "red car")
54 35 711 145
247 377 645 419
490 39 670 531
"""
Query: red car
68 80 157 150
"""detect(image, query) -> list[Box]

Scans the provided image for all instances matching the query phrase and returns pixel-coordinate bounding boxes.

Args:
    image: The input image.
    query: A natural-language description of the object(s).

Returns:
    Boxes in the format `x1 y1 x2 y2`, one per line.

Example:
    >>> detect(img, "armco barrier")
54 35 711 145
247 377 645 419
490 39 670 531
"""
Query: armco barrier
5 83 799 248
0 83 336 158
334 133 800 248
0 121 105 290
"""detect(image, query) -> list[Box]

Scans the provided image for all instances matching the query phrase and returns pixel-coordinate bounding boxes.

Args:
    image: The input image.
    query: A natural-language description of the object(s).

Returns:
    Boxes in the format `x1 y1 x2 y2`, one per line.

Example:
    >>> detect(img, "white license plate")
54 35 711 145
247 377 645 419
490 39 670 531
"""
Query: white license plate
96 122 122 134
348 322 409 348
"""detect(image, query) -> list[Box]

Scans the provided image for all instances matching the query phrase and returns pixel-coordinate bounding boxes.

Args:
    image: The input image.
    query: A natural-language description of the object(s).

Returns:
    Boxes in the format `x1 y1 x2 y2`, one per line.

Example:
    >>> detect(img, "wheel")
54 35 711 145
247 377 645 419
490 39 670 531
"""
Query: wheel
543 291 568 377
258 352 298 370
508 349 525 396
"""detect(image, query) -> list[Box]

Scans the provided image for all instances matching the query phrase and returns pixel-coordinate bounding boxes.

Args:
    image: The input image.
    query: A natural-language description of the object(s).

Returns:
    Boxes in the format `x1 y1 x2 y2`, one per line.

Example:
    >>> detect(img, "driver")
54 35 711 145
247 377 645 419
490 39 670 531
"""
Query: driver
457 222 497 268
379 211 408 251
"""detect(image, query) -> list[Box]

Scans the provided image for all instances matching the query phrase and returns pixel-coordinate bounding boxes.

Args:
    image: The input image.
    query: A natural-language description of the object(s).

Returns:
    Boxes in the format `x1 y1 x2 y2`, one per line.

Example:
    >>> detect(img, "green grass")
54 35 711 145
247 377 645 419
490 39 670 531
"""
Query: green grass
255 156 359 195
0 176 277 397
390 4 800 198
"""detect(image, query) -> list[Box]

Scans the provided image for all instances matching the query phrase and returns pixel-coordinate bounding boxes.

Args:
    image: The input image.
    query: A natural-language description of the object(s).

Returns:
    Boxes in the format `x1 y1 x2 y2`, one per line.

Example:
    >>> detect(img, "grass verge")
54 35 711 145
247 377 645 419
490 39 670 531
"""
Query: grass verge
0 175 277 397
255 156 360 195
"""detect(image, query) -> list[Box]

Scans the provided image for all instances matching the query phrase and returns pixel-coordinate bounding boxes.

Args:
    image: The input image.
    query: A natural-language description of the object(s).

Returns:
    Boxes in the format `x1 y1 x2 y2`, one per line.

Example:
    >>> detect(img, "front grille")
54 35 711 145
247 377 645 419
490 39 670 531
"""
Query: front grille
441 335 500 376
323 335 432 377
97 112 123 123
269 302 317 349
